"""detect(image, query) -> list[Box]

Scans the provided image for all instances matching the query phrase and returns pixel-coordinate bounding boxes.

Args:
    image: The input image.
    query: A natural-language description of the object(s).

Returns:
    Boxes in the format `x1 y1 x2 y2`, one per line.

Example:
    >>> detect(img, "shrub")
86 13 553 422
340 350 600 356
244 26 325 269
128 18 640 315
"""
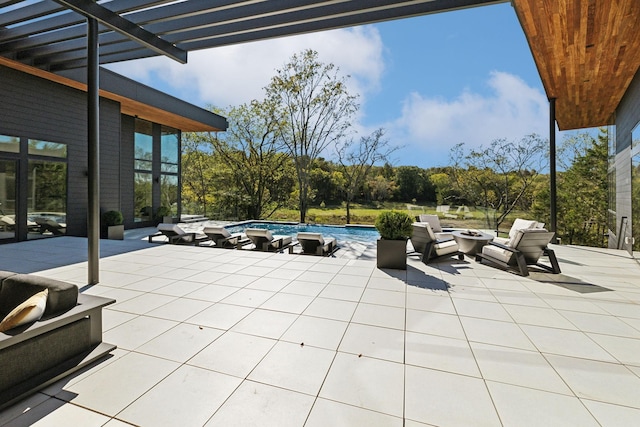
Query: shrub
102 210 123 226
375 210 413 240
155 206 172 222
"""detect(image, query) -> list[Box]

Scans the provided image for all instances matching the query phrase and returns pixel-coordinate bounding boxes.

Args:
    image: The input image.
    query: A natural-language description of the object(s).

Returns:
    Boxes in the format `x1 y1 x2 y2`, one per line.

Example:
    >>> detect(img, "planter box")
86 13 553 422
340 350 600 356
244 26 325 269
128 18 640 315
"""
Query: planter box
107 225 124 240
376 238 408 270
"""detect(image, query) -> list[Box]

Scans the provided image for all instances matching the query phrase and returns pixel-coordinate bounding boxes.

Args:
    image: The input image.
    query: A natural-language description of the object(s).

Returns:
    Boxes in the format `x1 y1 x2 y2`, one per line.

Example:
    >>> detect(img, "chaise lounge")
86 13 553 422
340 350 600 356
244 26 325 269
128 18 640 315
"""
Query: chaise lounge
149 223 207 245
245 228 293 252
289 232 338 256
202 226 251 249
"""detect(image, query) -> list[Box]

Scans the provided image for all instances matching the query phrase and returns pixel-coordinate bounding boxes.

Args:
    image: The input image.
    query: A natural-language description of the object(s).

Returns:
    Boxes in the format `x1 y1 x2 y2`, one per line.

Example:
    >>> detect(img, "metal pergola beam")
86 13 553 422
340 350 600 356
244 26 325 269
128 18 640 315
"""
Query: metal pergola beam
53 0 187 64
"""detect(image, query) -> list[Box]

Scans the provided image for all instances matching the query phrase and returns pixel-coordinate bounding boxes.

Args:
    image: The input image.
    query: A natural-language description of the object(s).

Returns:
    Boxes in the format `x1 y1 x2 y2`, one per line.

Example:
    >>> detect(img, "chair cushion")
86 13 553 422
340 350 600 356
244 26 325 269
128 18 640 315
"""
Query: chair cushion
0 274 78 319
508 219 538 240
483 244 513 263
0 289 48 333
158 223 186 235
507 228 549 248
246 228 274 240
204 226 231 238
418 214 442 232
433 239 459 256
297 232 325 245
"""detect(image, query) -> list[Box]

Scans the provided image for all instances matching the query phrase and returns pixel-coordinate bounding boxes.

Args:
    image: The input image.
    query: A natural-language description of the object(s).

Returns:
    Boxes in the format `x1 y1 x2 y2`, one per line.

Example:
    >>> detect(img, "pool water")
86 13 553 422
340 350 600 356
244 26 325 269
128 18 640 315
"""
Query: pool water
226 222 380 245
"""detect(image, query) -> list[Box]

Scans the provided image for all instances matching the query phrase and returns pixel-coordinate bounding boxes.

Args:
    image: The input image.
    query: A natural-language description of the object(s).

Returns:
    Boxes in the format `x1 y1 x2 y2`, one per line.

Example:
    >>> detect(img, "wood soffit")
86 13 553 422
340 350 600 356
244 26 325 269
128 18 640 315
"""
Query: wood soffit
513 0 640 130
0 56 219 132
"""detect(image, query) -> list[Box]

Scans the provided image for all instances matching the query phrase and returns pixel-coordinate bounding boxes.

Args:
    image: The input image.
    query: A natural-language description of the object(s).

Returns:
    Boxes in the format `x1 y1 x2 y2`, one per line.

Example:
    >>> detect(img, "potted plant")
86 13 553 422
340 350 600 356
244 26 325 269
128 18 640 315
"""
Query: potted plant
155 206 172 224
375 210 413 269
102 210 124 240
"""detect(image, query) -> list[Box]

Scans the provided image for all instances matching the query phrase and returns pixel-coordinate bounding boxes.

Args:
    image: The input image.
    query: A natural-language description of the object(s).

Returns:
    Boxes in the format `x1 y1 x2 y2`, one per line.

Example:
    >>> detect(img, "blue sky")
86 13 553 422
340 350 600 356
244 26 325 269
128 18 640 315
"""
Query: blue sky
108 2 560 168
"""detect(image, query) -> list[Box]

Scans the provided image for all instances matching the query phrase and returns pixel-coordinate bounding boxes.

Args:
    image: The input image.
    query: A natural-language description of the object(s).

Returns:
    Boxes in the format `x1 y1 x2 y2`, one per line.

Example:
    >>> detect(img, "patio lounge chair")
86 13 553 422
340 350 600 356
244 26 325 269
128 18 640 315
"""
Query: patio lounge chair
149 223 207 245
475 228 560 277
202 226 250 249
416 214 453 240
289 232 338 256
410 222 463 264
245 228 293 252
494 218 545 245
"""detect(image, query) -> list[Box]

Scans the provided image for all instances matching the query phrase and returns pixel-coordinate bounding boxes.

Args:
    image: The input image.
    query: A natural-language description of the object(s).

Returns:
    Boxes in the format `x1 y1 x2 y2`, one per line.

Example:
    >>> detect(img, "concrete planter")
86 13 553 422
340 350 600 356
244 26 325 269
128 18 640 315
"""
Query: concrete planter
376 238 408 270
107 225 124 240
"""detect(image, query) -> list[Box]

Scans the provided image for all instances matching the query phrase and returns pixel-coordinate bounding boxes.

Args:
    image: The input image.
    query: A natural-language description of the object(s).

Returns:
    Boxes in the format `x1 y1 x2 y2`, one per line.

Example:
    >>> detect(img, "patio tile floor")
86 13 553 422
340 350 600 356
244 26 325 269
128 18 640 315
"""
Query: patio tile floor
1 234 640 426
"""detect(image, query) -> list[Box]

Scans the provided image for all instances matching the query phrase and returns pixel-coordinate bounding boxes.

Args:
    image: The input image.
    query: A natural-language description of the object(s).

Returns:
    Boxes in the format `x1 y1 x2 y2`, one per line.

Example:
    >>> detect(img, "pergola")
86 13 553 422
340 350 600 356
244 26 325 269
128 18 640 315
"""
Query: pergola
1 0 638 283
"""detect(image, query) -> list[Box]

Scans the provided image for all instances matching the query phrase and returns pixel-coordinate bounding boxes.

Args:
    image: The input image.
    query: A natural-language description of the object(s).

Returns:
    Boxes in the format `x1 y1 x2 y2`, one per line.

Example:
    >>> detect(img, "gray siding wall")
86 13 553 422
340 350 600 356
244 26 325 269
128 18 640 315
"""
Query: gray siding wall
614 68 640 254
0 65 121 237
120 115 136 228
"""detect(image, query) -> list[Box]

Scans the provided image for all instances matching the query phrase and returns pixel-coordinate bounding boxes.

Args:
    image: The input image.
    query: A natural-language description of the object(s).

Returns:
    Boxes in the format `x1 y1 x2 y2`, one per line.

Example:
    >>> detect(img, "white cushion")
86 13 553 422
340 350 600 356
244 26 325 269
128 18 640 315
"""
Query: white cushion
246 228 274 240
297 232 325 245
482 244 513 263
433 239 459 256
204 226 231 238
158 223 185 235
418 214 442 232
508 218 538 239
0 289 48 333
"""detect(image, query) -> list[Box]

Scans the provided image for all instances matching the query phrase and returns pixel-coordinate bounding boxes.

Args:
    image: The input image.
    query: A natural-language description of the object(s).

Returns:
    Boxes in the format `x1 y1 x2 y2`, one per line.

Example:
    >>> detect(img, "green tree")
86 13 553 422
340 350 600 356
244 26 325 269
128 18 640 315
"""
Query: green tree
181 135 216 216
336 128 397 223
449 135 548 231
266 49 358 223
533 129 608 246
204 101 295 220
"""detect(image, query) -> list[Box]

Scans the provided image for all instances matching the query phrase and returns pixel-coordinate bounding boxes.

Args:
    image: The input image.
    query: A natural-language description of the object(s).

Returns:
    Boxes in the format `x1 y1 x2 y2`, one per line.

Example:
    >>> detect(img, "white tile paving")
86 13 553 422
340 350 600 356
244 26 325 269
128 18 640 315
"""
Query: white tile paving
1 236 640 426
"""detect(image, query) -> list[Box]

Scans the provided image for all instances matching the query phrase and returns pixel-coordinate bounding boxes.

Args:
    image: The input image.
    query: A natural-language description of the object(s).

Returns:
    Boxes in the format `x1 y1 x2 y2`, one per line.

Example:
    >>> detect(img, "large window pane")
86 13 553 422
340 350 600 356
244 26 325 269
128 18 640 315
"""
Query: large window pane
135 119 153 170
161 126 179 173
161 174 178 215
135 172 153 222
27 160 67 237
0 160 17 240
28 139 67 158
0 135 19 153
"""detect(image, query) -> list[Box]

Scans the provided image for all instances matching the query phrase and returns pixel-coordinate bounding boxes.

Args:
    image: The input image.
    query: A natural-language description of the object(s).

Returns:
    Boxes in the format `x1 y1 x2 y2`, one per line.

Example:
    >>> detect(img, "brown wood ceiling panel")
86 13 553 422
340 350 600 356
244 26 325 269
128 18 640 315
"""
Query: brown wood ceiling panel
513 0 640 130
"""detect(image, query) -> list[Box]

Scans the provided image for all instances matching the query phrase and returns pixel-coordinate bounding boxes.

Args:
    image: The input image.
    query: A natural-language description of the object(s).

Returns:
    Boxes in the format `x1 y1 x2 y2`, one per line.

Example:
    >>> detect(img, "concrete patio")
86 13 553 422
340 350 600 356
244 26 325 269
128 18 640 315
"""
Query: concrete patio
1 234 640 426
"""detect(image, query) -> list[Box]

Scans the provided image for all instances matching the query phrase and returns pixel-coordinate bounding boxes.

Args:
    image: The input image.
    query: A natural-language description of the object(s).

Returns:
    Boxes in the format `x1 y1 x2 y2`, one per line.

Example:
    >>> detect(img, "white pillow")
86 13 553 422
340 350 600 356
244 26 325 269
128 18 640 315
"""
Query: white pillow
0 289 48 333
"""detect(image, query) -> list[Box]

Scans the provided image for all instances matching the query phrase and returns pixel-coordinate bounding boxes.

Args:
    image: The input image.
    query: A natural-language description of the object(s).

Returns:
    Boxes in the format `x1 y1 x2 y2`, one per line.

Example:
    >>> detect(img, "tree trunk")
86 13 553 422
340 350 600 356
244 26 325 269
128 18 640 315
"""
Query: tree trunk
346 201 351 224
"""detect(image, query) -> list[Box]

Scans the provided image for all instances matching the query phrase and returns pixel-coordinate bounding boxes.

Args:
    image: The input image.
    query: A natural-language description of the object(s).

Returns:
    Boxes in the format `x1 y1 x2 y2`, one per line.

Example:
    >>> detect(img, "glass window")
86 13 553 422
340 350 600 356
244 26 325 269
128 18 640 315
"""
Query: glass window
161 126 179 173
0 160 17 240
160 174 179 216
27 160 67 237
135 119 153 171
0 135 19 153
134 172 153 222
28 139 67 158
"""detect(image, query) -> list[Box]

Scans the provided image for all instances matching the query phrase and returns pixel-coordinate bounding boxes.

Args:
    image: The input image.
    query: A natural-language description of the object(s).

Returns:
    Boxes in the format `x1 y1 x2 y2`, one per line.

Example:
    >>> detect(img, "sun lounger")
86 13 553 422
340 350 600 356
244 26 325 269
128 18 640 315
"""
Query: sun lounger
245 228 293 252
202 226 250 249
149 223 207 245
289 232 338 256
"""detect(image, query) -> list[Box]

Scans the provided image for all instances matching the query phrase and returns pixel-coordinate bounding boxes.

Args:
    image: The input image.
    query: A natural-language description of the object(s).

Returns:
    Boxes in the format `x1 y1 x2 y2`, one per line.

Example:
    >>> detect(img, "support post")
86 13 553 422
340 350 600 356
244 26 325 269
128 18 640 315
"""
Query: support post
549 97 557 243
87 17 100 284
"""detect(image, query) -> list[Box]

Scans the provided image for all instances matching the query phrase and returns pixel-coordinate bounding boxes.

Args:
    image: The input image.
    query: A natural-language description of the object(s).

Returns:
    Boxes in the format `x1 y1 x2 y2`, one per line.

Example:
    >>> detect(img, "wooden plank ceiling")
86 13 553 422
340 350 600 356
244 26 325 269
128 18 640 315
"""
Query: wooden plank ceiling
512 0 640 130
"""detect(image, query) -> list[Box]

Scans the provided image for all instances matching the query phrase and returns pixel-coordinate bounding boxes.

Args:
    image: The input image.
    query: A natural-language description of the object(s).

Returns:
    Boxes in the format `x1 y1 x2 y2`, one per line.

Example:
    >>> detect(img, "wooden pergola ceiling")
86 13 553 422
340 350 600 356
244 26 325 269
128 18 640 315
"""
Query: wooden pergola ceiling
512 0 640 130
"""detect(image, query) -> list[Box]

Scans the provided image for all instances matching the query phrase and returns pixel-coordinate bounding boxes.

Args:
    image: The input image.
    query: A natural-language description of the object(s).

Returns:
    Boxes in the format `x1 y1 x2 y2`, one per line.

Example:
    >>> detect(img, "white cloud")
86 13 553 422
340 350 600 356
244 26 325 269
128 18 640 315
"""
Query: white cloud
387 71 549 166
107 26 384 109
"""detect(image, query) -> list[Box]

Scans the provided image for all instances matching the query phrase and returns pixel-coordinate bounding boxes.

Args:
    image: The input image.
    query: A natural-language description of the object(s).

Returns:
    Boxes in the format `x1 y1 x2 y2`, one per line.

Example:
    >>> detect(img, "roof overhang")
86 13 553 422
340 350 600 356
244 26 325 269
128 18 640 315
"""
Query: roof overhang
0 56 226 131
512 0 640 130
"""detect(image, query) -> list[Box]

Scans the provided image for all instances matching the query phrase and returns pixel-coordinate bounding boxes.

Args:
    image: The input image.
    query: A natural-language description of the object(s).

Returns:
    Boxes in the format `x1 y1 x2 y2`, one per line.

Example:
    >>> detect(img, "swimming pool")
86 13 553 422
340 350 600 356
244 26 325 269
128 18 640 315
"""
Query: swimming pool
225 221 380 245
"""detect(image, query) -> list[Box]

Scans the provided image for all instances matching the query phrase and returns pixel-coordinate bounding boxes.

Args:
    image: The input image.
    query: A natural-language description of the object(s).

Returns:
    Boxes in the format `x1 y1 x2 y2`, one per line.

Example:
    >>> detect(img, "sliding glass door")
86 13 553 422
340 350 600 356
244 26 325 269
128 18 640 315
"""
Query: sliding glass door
0 159 17 242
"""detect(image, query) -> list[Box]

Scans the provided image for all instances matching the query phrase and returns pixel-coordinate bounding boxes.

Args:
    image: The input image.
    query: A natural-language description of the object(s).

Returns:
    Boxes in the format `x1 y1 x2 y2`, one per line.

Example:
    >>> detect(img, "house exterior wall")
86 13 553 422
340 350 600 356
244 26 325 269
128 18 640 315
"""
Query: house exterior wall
0 65 143 239
613 68 640 255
